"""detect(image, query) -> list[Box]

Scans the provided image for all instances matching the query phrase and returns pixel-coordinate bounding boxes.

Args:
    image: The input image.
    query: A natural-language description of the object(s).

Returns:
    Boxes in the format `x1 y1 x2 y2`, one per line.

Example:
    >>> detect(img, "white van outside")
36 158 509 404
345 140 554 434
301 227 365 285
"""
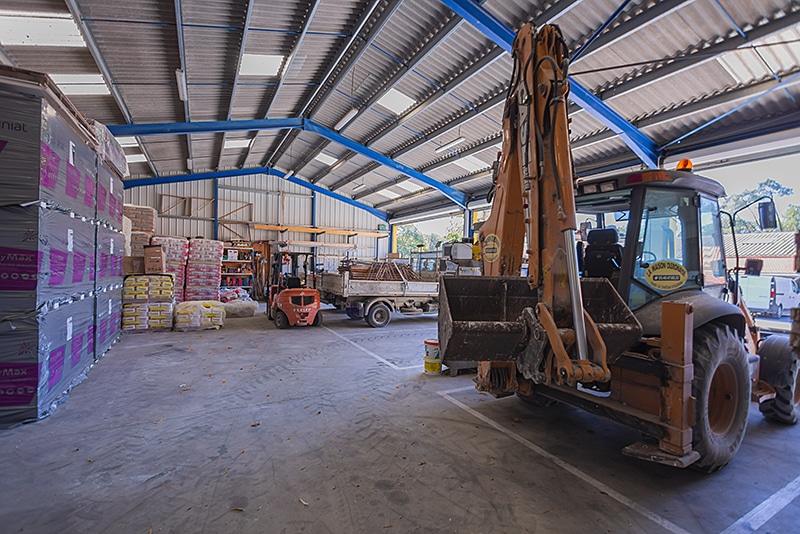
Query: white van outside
740 275 800 317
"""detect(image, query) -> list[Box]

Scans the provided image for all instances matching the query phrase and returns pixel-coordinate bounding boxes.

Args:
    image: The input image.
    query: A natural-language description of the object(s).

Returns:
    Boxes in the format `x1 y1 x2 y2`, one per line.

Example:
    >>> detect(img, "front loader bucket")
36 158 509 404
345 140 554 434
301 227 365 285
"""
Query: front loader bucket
438 276 642 364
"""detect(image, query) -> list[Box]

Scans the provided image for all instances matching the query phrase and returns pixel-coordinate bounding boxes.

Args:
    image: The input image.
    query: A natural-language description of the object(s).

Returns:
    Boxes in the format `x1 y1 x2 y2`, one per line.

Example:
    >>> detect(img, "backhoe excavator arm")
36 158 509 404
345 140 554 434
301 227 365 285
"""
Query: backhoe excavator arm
440 24 641 392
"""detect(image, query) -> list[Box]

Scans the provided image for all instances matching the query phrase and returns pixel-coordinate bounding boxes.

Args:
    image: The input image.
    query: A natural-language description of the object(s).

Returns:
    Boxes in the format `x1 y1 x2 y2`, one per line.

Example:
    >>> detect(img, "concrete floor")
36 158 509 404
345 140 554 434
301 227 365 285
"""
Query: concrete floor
2 309 800 533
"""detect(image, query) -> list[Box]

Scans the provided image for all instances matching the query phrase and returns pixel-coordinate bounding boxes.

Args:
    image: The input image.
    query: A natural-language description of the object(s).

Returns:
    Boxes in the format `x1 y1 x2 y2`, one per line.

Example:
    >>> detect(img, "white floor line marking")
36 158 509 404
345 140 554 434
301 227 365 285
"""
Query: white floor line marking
324 326 400 370
720 473 800 534
396 364 425 370
438 385 476 395
439 392 692 534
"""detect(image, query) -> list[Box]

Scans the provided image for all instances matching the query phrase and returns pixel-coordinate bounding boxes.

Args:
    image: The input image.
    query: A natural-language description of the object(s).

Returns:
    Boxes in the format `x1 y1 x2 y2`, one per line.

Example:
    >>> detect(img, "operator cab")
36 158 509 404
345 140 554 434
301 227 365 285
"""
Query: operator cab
575 169 728 316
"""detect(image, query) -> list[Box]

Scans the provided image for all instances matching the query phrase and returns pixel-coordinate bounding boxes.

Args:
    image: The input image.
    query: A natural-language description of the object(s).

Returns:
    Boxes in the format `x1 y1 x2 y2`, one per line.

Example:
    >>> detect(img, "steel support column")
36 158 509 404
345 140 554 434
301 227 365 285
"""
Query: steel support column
213 177 219 240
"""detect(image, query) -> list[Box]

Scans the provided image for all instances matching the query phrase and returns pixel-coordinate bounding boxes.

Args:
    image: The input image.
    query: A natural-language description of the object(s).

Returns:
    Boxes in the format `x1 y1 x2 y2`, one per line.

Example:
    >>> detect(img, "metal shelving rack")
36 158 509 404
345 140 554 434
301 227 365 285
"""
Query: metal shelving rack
221 245 254 294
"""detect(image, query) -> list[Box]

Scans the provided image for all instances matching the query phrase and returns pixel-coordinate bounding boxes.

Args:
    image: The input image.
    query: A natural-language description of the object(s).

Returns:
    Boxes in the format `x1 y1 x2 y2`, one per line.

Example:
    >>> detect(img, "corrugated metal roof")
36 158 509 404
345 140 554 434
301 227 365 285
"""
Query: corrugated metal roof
723 231 798 258
2 0 799 221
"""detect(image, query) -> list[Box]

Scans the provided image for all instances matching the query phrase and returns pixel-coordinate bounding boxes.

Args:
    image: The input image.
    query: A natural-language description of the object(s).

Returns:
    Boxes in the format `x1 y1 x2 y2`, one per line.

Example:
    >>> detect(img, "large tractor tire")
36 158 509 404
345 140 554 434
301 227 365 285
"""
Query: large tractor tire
758 334 799 425
691 324 751 473
312 311 323 327
365 303 391 328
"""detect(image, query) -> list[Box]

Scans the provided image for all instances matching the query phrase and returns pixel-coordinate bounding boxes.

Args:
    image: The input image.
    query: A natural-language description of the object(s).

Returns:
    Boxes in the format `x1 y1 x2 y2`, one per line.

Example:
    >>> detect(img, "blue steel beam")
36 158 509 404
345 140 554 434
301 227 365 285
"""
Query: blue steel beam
108 118 469 208
438 0 659 169
661 70 800 151
122 166 388 221
304 120 468 208
108 118 304 137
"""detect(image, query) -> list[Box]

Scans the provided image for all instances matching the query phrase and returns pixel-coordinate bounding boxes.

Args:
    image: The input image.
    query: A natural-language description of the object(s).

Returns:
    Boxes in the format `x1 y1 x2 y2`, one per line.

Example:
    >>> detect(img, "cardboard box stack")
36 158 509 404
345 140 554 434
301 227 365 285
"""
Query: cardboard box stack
144 245 166 274
186 239 224 301
151 236 189 302
0 66 123 426
121 275 175 332
123 204 157 257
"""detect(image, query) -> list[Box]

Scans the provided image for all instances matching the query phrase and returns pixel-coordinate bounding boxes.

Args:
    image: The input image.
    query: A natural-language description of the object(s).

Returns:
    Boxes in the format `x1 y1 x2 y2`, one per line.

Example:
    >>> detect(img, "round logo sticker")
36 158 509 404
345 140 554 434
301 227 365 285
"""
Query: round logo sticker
644 260 688 291
483 234 501 263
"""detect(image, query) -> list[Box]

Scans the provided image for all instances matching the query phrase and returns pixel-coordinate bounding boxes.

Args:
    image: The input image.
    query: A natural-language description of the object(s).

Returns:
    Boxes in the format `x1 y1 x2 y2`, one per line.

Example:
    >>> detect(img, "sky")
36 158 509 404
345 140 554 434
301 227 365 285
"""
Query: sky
701 152 800 215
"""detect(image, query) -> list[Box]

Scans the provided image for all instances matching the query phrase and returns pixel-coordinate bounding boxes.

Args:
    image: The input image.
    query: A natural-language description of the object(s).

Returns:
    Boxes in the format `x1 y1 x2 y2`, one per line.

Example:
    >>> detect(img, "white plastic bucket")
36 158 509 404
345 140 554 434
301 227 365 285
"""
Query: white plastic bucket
423 339 441 374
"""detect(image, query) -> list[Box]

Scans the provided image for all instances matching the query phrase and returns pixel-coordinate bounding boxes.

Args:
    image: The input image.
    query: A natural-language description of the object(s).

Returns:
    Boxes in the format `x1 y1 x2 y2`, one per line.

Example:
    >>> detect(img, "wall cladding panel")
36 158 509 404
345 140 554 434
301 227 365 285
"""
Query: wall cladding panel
124 176 386 250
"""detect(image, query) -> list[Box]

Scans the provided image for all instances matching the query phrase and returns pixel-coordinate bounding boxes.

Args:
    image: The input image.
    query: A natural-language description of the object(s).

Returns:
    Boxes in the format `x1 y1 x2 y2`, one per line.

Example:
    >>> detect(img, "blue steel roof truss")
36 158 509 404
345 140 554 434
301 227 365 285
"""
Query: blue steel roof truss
438 0 660 169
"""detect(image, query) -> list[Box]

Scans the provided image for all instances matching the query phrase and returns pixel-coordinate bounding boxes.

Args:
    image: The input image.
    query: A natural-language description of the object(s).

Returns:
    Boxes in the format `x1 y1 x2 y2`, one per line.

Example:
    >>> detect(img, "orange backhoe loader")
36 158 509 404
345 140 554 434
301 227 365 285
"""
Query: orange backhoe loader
438 23 799 472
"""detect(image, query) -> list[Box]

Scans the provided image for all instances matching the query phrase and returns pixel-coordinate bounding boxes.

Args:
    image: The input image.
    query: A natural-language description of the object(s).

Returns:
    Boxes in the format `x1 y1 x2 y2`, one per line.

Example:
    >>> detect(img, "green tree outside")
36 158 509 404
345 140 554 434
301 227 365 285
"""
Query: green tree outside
720 178 793 233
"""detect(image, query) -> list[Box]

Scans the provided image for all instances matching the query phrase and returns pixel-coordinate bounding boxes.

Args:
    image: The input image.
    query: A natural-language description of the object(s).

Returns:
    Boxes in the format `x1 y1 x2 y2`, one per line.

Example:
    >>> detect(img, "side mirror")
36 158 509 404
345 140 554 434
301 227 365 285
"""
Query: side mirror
758 201 777 230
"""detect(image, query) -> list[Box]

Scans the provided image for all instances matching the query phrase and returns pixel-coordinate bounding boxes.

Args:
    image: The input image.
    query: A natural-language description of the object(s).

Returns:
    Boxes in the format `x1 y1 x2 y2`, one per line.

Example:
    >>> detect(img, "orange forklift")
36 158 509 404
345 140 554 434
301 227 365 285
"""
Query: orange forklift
266 248 322 329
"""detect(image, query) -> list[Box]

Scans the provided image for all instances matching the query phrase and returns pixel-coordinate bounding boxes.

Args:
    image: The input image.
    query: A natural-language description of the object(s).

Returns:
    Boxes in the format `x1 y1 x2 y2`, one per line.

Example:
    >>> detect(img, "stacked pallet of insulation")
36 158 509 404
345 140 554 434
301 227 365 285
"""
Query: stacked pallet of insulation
0 66 103 426
185 239 223 301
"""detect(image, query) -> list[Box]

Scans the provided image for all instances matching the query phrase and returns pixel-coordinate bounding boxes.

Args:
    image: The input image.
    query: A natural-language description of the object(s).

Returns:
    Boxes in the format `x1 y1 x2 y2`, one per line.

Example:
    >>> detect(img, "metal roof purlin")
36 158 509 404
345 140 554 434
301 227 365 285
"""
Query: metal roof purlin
174 0 193 170
569 5 800 116
661 70 800 151
65 0 162 177
122 167 388 221
217 0 256 170
260 0 388 169
570 0 634 62
326 0 585 194
438 0 659 169
241 0 322 169
275 0 404 178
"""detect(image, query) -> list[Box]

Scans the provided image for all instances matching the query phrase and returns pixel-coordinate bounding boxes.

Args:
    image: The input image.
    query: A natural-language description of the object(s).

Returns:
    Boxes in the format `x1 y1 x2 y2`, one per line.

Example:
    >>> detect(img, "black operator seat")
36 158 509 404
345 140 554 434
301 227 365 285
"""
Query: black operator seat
583 228 623 278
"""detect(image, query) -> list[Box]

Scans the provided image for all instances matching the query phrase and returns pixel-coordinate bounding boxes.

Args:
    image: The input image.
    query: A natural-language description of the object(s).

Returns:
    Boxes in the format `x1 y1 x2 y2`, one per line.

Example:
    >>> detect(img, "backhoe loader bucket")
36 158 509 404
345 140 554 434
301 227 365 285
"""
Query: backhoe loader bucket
438 276 642 364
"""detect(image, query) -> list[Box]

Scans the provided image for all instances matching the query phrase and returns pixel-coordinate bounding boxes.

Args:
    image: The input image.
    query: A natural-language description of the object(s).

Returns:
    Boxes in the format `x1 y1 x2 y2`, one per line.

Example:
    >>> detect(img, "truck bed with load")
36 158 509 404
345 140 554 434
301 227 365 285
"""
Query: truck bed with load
319 270 438 327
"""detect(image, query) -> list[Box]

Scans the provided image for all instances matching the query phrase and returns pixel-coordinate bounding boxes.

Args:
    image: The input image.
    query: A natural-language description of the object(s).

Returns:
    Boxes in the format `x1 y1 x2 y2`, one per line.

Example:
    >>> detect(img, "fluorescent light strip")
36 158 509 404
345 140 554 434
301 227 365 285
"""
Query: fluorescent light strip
335 108 358 131
175 69 187 101
435 136 465 154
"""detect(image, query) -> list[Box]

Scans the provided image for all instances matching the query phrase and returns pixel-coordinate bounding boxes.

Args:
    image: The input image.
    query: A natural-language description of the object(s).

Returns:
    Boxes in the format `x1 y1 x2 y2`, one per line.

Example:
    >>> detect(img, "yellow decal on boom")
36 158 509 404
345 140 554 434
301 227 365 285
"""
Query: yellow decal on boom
483 234 501 263
644 260 688 291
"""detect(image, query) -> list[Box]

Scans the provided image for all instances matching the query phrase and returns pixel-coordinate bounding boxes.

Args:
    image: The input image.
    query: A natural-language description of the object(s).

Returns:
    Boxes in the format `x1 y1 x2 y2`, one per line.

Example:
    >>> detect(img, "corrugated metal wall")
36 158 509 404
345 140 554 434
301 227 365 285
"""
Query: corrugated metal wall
123 173 387 270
